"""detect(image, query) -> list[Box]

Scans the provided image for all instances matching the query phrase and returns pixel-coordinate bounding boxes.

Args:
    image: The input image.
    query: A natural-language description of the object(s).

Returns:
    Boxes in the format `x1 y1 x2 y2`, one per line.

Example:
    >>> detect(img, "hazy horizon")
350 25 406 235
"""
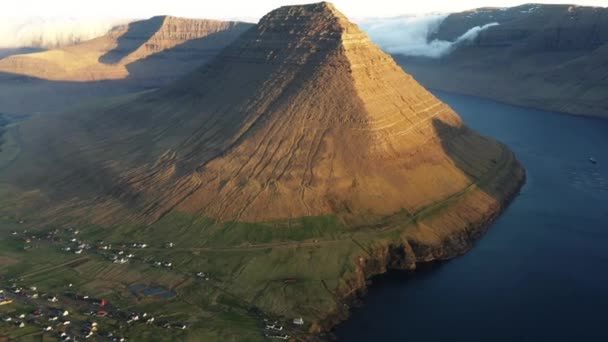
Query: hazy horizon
3 0 607 21
1 1 606 49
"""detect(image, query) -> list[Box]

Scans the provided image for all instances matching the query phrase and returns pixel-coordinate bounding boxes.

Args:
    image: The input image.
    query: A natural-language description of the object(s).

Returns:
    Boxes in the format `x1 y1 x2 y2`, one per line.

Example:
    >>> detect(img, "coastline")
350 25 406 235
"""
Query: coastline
312 149 527 338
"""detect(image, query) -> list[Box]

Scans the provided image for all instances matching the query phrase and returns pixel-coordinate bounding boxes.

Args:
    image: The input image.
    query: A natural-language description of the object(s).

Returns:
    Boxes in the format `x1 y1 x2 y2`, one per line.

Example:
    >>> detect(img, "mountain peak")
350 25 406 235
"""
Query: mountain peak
257 1 356 40
5 2 523 224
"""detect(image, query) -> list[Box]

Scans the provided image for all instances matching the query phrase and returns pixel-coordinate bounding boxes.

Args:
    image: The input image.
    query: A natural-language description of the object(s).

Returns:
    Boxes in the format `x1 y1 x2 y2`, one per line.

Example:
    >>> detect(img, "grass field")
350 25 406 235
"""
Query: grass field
0 128 524 340
0 212 371 340
0 197 497 340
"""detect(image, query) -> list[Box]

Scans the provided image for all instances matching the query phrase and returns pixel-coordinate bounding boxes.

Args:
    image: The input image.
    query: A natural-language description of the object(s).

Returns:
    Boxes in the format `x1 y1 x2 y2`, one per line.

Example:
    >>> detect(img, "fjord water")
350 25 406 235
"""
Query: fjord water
335 92 608 341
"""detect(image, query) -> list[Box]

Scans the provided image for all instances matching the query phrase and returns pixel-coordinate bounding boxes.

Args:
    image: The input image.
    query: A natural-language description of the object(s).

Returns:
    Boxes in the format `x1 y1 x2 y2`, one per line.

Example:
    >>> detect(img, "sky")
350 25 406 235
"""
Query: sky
4 0 607 20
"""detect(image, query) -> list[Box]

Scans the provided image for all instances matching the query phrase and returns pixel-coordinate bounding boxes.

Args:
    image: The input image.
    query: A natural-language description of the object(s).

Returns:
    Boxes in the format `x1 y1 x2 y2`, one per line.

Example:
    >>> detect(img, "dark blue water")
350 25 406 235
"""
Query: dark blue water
335 92 608 341
129 284 176 299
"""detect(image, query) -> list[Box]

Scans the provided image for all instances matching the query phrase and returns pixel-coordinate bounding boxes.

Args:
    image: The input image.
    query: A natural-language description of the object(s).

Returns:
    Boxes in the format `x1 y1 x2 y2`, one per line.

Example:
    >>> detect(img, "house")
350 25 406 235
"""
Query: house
127 313 140 323
293 317 304 325
0 298 13 306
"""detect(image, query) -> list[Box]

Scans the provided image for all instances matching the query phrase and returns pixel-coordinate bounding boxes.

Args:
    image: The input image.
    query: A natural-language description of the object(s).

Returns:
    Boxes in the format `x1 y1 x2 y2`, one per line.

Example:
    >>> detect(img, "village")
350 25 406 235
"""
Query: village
1 224 304 340
0 276 197 341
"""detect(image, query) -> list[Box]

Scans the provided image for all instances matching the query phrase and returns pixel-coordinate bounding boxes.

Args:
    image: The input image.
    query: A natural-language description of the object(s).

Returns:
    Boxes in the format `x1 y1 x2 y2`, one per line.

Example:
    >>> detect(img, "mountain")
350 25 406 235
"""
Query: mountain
3 2 523 223
0 16 253 115
396 4 608 118
0 16 251 83
0 2 524 338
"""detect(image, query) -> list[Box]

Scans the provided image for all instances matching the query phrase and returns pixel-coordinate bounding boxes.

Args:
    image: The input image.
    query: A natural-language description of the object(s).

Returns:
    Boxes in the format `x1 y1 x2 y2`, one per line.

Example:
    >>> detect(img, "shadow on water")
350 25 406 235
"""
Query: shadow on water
128 284 176 300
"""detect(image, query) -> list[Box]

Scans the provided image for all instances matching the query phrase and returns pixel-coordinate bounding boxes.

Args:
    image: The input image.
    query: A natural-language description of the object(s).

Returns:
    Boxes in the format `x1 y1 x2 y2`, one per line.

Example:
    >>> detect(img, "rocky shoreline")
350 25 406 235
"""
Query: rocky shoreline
312 156 527 338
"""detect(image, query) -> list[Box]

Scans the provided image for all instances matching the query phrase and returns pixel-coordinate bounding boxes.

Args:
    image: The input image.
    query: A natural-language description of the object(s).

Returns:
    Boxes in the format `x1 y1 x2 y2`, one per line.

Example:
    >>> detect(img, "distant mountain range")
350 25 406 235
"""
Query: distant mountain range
396 4 608 118
3 4 606 119
0 16 252 115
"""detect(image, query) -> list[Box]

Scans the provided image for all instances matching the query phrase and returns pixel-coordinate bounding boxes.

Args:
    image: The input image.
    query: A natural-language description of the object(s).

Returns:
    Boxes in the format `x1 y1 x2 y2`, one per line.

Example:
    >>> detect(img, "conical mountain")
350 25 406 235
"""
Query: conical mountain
2 2 523 226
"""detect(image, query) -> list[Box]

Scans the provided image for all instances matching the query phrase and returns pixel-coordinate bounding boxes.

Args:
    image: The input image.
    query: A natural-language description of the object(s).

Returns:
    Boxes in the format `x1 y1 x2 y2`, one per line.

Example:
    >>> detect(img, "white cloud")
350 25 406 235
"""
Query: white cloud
0 17 127 49
359 16 499 58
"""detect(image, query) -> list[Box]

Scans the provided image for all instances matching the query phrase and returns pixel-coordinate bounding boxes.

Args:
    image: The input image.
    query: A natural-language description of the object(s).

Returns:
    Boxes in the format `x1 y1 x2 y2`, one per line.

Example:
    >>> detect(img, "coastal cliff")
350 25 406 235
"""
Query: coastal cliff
315 146 526 334
397 4 608 119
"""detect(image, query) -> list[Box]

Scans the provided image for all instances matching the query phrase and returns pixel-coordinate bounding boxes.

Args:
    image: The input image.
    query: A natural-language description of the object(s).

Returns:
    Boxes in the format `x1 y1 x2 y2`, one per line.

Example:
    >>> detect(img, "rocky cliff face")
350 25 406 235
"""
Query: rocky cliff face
316 167 525 334
397 4 608 118
100 16 250 67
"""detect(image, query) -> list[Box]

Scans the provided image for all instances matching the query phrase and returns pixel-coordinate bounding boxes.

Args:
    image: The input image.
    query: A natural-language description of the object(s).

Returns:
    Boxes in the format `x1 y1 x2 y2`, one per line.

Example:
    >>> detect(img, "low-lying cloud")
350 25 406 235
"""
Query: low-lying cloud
0 17 127 49
1 15 499 58
359 15 499 58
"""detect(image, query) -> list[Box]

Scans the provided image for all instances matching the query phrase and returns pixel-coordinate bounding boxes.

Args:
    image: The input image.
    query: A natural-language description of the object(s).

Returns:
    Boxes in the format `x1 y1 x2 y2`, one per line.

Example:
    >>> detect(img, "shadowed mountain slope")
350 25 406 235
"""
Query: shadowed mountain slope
2 2 524 225
397 4 608 118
